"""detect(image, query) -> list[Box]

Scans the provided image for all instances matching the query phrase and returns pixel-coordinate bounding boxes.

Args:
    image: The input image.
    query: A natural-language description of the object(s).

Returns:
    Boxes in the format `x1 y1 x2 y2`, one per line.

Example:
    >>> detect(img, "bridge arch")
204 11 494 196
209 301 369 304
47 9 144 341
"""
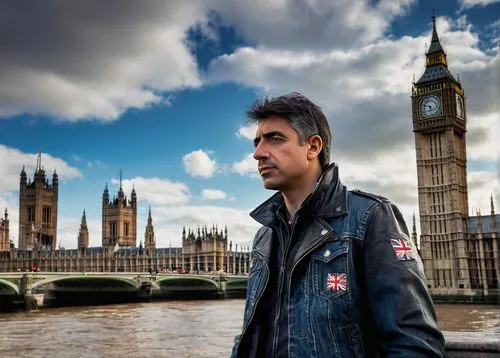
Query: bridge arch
226 279 248 289
0 279 21 296
156 275 219 291
32 275 139 291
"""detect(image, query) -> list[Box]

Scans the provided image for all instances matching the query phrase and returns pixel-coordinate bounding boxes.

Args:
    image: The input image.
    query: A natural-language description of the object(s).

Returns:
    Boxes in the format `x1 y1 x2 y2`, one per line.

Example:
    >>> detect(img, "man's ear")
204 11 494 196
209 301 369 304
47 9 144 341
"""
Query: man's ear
307 135 323 160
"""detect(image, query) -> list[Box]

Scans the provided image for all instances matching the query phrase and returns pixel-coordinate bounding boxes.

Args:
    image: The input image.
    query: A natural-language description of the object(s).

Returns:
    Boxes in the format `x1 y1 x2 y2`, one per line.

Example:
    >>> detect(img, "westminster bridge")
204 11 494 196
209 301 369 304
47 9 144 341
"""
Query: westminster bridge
0 271 248 310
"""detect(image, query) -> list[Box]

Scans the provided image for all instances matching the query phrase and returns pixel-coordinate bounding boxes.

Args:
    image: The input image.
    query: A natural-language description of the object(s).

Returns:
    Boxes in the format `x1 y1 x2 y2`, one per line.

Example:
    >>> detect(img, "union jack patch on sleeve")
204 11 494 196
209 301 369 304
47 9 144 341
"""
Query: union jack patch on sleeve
391 238 415 261
327 273 347 291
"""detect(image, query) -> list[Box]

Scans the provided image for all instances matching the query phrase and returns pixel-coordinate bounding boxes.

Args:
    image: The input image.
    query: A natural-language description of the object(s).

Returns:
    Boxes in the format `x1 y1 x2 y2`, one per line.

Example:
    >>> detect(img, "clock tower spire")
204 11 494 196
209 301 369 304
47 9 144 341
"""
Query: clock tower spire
411 14 471 296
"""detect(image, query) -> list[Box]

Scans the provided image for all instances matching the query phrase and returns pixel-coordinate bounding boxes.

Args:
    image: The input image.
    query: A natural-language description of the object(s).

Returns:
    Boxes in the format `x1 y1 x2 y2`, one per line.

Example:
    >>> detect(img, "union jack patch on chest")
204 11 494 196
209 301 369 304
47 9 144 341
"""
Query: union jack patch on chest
391 238 415 261
327 273 347 291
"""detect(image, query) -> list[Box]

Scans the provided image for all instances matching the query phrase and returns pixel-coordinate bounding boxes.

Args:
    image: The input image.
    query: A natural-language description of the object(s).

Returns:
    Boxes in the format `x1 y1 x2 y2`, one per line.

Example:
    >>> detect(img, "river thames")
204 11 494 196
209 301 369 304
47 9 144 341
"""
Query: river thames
0 300 498 358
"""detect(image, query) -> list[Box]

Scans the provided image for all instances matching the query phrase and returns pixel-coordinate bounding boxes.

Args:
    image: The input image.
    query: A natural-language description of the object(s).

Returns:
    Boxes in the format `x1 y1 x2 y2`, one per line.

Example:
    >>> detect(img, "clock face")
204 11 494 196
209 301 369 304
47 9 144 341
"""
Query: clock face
456 93 464 118
420 95 442 118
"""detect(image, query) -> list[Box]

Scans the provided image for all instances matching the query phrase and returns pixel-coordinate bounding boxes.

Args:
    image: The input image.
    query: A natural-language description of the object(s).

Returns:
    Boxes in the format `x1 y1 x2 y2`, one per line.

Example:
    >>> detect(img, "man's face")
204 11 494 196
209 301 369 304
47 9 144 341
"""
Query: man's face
253 116 311 192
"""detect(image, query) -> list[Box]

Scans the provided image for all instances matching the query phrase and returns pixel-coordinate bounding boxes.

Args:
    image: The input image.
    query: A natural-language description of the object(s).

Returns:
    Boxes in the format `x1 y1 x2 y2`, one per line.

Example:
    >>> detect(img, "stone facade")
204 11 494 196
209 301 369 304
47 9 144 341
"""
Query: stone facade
18 153 58 251
412 16 499 299
101 175 137 250
182 225 228 272
466 201 499 294
0 246 251 274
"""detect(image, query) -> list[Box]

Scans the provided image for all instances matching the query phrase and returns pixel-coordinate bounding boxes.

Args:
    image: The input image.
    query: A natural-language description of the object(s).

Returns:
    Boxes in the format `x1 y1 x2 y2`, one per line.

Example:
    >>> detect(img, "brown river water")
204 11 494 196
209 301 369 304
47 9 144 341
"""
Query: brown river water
0 300 498 358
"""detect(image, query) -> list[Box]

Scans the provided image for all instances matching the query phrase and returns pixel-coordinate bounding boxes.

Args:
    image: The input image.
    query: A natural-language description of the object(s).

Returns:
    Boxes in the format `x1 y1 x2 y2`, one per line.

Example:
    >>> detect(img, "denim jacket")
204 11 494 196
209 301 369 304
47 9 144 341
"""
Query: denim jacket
231 164 445 357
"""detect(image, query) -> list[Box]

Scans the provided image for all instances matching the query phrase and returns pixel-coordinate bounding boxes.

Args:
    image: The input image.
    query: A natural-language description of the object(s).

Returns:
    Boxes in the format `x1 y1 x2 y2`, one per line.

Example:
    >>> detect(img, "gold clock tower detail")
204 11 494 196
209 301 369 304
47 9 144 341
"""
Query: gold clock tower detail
412 15 471 293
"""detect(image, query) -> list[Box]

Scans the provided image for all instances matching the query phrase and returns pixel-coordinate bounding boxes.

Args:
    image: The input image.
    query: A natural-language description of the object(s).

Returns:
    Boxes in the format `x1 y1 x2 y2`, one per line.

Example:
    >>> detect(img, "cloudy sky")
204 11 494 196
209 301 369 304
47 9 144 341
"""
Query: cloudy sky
0 0 498 250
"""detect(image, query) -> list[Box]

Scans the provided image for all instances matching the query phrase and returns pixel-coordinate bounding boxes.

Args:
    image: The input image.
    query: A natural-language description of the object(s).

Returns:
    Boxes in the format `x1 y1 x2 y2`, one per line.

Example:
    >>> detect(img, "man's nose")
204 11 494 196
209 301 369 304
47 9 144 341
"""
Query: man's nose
253 142 268 161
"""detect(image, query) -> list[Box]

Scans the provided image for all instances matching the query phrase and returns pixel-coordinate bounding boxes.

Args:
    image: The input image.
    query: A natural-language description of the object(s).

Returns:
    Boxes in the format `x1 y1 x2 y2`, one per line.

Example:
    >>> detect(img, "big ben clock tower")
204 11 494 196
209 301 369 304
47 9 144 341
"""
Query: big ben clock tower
412 15 471 296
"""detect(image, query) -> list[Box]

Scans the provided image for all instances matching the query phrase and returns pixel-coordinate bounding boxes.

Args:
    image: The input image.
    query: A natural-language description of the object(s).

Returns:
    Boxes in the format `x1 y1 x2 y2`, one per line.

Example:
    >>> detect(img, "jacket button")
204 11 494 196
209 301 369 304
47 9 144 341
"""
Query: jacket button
323 250 331 257
321 229 328 235
335 206 342 212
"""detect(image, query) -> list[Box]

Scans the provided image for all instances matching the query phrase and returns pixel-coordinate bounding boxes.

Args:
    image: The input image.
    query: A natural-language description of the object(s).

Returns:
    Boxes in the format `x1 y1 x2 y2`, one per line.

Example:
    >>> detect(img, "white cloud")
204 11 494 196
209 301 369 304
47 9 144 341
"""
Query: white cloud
211 0 416 51
0 145 83 192
152 205 260 247
182 149 217 178
459 0 500 10
467 171 500 216
467 112 500 161
0 2 208 121
201 189 227 200
232 153 259 177
337 146 418 212
208 16 498 116
110 177 191 206
236 123 258 140
57 215 102 250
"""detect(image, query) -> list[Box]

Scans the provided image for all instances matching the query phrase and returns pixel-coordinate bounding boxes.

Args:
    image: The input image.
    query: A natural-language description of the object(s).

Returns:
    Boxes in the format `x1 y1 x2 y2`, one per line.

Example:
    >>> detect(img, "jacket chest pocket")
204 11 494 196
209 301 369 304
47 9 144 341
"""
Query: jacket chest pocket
310 240 349 300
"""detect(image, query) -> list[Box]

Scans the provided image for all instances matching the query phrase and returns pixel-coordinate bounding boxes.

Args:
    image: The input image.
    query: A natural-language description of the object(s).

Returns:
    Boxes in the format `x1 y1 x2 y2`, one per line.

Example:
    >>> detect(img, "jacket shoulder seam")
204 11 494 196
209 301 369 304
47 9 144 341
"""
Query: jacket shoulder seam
253 226 271 249
350 189 390 204
359 201 384 244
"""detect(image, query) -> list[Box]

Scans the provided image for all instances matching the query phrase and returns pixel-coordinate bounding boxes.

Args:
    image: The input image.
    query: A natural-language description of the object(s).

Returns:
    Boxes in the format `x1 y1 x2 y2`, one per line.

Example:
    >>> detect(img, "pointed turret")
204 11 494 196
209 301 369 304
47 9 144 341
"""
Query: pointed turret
118 169 124 199
34 151 46 184
52 170 58 187
78 209 89 249
36 151 42 172
416 13 458 85
20 165 27 185
0 208 9 252
102 183 109 203
411 212 418 248
144 206 156 249
131 185 137 207
427 13 445 56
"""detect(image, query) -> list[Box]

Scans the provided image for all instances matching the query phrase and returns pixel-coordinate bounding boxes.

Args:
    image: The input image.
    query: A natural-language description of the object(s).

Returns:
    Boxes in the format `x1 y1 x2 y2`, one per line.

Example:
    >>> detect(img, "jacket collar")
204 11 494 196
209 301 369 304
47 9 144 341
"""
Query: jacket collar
249 163 348 227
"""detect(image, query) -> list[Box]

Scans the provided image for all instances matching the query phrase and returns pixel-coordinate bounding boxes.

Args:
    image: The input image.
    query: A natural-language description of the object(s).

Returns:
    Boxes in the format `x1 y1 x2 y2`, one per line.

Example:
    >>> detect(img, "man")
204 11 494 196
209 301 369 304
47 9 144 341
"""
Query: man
231 93 445 357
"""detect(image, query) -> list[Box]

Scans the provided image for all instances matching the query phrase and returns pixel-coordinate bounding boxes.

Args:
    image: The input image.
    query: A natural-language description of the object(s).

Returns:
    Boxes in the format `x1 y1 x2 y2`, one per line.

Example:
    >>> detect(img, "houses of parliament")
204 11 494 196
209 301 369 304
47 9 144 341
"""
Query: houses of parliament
0 16 498 301
0 159 251 275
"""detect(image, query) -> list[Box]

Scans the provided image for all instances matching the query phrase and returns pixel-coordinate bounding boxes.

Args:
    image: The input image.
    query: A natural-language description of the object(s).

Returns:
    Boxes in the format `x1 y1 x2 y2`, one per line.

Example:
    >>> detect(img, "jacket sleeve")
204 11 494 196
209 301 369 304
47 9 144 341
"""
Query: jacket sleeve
230 226 268 358
363 201 445 357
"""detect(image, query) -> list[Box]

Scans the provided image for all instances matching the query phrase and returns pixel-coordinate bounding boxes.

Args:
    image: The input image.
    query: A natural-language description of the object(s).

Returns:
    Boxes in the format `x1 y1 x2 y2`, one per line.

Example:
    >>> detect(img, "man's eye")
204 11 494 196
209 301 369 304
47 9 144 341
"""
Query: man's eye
270 137 282 143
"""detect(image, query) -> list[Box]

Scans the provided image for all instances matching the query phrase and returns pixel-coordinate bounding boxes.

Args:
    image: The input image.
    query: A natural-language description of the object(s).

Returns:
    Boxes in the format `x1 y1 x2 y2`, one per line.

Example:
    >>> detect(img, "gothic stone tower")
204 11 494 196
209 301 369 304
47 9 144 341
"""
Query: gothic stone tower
144 206 156 249
18 153 59 250
0 209 9 252
78 209 89 249
101 174 137 250
412 16 470 294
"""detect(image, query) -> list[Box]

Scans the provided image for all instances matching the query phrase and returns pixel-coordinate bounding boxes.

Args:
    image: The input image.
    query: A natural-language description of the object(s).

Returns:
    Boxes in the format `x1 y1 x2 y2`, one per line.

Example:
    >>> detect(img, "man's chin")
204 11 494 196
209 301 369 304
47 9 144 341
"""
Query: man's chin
262 179 281 190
